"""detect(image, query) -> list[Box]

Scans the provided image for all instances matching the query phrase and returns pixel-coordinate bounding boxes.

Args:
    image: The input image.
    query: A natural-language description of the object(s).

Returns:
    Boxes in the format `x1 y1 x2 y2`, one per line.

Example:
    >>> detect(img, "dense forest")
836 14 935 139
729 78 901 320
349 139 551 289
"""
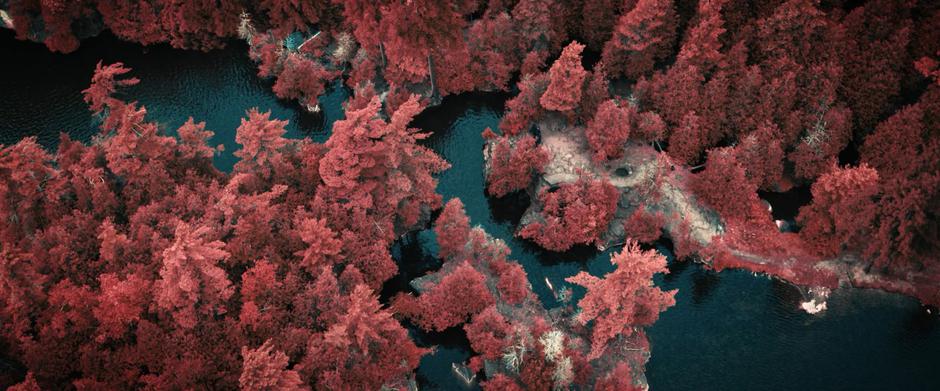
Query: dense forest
1 0 938 389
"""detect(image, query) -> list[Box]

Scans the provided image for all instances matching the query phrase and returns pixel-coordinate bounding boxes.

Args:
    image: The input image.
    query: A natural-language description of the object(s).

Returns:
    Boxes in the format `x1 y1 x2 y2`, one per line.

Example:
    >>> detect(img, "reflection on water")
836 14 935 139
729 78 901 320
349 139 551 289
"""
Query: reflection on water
3 29 939 391
690 269 721 304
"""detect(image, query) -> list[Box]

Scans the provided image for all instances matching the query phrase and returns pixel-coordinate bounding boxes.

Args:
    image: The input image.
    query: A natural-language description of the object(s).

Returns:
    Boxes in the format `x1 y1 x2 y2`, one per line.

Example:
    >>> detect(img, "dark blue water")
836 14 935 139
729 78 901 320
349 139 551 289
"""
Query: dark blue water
2 29 939 391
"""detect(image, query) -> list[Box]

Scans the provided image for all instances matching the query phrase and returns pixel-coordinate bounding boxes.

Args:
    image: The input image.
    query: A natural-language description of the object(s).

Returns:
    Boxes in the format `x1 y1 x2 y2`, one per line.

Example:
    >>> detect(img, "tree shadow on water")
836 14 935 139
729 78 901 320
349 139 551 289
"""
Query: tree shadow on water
691 269 721 305
486 190 530 226
381 231 442 304
520 239 602 267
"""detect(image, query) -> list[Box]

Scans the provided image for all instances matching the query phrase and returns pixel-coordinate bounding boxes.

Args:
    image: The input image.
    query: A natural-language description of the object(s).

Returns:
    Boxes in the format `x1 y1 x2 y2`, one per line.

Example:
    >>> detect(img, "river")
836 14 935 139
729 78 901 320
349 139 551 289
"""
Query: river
2 29 938 390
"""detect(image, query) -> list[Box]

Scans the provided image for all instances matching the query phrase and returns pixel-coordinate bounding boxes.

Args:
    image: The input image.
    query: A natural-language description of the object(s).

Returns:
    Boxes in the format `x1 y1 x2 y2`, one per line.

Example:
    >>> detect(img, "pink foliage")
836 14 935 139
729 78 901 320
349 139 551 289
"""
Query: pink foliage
435 199 471 259
601 0 678 79
797 165 880 257
155 222 233 329
691 147 769 225
623 207 666 243
271 54 339 109
735 122 785 190
486 132 550 197
860 87 940 271
481 374 524 391
499 72 549 136
540 41 588 113
296 218 342 273
585 100 634 163
82 61 140 116
302 285 425 390
496 262 531 305
234 108 290 177
595 362 643 391
464 306 512 360
393 261 495 332
519 177 620 251
566 241 676 359
667 111 707 165
240 340 308 391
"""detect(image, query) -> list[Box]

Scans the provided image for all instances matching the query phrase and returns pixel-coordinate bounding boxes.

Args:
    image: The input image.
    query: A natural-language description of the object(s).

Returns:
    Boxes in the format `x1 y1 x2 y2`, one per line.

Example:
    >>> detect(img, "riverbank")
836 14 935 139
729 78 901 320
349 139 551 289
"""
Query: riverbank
487 118 940 312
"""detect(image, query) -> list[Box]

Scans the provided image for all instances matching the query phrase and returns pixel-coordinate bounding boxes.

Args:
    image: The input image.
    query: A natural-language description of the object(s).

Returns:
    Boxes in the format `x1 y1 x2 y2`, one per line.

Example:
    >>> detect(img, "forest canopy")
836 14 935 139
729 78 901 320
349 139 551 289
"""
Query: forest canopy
2 0 939 389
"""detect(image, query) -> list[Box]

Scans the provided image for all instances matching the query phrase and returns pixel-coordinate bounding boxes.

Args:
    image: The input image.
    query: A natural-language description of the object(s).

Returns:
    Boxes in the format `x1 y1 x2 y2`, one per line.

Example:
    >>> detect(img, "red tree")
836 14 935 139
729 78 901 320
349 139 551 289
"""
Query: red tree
840 0 912 130
0 138 55 244
435 198 471 259
94 272 151 342
0 55 451 391
319 94 449 232
566 241 676 359
601 0 678 79
176 118 220 163
797 165 880 257
735 122 785 191
316 94 448 287
635 63 705 129
11 3 940 389
623 207 666 243
633 111 667 142
100 103 178 211
302 285 425 390
481 374 524 391
8 372 40 391
486 132 550 197
585 99 634 163
667 111 706 165
5 1 91 52
239 340 308 391
496 262 531 305
296 217 342 273
466 12 520 91
500 73 550 136
540 41 588 113
691 147 768 225
518 177 620 251
249 33 286 78
676 0 727 73
234 108 290 178
519 345 556 390
256 0 327 39
238 260 292 336
392 261 495 331
95 0 241 51
580 0 623 49
377 0 466 87
787 103 852 181
595 362 643 391
860 88 940 271
579 66 612 123
155 222 233 329
916 53 940 85
271 54 340 110
82 61 140 116
464 306 513 360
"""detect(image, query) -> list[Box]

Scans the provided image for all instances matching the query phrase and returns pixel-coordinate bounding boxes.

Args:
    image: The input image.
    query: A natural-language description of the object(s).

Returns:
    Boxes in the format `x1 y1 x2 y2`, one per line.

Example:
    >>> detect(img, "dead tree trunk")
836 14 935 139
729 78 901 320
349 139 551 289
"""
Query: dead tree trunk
427 54 438 99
